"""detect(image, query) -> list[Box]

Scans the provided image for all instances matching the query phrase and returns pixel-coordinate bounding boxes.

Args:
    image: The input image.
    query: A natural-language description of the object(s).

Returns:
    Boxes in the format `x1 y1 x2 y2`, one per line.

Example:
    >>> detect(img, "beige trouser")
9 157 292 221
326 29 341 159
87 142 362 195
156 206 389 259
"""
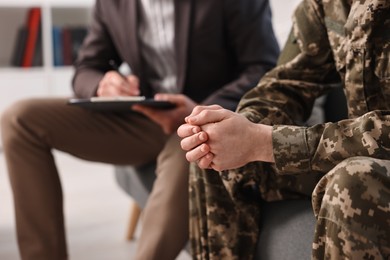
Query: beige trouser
0 97 189 260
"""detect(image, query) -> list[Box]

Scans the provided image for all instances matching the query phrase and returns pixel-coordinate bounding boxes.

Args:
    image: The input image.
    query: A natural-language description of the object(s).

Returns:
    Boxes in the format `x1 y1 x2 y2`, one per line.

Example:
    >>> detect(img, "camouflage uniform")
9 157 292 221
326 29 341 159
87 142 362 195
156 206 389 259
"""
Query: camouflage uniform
190 0 390 259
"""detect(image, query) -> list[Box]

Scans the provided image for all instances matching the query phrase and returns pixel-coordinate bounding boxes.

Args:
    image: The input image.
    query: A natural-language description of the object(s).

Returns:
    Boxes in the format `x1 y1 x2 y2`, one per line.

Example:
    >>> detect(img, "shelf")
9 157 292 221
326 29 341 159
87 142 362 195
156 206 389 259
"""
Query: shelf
0 1 92 119
0 4 91 68
0 8 32 67
51 7 92 27
0 0 43 7
45 0 94 8
0 0 94 8
0 67 45 74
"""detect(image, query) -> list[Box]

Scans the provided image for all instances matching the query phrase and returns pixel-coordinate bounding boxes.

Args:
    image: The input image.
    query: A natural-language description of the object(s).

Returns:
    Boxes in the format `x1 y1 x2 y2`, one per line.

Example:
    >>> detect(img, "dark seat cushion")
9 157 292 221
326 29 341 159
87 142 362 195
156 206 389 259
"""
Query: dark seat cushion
255 200 315 259
114 165 316 259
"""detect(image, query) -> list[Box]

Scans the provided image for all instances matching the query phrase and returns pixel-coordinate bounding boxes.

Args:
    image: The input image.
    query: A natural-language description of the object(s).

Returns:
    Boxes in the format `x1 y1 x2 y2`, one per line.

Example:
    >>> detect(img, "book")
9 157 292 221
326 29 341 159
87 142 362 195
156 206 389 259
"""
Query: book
52 26 63 66
21 7 42 67
70 27 88 62
32 26 43 66
53 26 87 67
62 27 73 66
10 26 28 67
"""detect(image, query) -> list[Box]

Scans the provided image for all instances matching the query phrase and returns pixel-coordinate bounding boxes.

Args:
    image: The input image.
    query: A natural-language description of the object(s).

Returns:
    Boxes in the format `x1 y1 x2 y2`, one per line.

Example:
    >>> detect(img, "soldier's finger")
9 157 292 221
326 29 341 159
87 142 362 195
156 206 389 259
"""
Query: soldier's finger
185 143 210 163
185 105 222 123
197 153 214 169
177 124 201 138
180 132 208 151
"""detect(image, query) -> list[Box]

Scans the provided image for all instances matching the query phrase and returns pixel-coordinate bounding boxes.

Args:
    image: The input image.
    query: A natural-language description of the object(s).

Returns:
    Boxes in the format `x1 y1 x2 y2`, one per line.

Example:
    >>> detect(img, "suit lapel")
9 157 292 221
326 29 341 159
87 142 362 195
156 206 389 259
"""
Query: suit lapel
175 0 192 91
123 0 141 75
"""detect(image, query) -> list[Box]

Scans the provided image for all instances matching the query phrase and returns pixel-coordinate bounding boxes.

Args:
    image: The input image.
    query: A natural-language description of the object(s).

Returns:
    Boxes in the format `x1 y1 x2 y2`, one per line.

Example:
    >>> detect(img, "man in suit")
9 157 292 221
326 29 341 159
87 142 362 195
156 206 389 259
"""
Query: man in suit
0 0 279 259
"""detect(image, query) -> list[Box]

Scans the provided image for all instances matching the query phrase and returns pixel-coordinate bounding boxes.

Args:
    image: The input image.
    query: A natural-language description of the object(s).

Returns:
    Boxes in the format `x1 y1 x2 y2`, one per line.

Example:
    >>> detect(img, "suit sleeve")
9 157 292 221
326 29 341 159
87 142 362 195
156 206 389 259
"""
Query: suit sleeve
201 0 280 111
72 0 122 98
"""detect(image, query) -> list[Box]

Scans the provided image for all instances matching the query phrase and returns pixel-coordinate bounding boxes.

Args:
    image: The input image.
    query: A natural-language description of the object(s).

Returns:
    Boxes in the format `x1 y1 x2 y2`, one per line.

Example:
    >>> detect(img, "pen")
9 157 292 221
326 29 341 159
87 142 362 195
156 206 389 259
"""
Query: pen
109 60 141 96
109 60 132 76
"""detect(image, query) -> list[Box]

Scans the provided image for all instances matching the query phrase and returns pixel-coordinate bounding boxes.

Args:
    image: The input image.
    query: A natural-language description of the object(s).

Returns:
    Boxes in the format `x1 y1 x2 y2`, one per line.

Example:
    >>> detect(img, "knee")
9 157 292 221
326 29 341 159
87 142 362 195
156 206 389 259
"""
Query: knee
313 157 390 257
326 156 387 190
1 99 40 144
314 156 389 217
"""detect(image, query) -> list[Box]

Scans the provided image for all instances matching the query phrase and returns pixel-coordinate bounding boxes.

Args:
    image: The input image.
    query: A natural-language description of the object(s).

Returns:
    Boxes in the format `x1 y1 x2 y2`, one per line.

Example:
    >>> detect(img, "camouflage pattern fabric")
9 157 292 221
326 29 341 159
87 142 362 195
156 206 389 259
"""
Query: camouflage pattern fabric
189 0 390 259
189 164 261 260
189 162 324 259
312 156 390 259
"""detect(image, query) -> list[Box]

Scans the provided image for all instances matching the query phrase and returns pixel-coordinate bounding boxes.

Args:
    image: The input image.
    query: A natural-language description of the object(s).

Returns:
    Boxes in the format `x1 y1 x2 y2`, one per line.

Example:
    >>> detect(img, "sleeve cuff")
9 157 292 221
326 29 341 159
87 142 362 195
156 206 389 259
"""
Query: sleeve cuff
272 125 311 174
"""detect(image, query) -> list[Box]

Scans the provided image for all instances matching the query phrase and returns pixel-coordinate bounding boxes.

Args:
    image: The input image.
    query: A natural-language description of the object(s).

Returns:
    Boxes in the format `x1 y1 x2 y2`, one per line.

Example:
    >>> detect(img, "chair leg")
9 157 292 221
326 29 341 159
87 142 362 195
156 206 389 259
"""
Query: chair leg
126 200 142 240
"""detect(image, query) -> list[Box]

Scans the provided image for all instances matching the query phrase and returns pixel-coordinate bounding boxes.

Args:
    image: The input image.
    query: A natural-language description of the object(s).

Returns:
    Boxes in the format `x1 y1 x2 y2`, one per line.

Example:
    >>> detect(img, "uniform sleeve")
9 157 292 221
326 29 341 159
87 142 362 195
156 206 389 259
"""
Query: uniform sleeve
237 0 341 126
273 110 390 174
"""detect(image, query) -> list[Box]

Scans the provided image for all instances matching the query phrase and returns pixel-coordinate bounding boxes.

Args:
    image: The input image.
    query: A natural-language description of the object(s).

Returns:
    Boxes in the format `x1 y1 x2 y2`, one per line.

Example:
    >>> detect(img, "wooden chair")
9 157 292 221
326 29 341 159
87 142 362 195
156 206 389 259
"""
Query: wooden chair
126 201 142 240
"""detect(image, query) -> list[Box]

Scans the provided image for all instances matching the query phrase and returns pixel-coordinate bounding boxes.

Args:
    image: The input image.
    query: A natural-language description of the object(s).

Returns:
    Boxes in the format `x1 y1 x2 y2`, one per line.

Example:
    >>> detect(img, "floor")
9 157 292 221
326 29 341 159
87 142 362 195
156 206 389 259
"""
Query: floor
0 150 191 260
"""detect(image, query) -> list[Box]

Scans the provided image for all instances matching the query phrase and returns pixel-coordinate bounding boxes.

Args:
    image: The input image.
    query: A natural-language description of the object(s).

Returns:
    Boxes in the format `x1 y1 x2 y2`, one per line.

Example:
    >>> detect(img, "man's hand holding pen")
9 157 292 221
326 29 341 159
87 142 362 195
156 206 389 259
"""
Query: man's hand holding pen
97 71 198 135
97 71 140 97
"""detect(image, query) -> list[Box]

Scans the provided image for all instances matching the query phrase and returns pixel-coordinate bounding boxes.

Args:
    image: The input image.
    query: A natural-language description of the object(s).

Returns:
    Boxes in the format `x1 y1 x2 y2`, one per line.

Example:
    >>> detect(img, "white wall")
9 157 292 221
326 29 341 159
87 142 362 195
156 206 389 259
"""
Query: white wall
269 0 301 47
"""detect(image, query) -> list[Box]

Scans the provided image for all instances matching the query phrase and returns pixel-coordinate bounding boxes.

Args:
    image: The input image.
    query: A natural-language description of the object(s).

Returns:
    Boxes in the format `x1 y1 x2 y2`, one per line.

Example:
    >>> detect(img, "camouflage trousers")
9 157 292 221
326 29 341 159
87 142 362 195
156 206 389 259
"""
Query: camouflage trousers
189 156 390 259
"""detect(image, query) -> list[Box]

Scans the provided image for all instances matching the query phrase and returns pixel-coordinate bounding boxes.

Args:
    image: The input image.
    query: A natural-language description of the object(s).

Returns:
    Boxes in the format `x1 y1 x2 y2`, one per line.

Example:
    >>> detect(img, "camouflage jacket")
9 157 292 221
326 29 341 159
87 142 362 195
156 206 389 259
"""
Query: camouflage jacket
237 0 390 175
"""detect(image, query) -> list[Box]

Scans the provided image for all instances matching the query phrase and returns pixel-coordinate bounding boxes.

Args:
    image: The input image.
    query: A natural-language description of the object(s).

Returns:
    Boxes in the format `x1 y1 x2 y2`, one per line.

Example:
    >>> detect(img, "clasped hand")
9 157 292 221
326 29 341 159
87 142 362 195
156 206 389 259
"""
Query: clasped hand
177 105 274 171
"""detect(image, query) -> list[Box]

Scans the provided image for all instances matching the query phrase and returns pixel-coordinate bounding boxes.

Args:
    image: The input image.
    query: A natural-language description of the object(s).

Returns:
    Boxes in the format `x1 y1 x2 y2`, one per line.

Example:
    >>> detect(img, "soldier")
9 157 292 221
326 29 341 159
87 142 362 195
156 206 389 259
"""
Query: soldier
0 0 279 259
178 0 390 259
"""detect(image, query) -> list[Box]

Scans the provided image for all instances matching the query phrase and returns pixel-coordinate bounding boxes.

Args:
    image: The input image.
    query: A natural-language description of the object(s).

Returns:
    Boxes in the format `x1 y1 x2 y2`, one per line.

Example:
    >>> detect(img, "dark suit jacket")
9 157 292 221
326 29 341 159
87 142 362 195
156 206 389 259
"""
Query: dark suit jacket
72 0 279 111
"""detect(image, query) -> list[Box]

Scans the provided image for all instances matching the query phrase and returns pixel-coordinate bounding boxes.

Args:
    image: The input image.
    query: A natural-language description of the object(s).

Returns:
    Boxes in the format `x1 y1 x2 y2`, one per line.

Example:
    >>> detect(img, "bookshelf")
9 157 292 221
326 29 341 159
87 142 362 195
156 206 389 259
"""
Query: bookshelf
0 0 94 116
0 0 301 131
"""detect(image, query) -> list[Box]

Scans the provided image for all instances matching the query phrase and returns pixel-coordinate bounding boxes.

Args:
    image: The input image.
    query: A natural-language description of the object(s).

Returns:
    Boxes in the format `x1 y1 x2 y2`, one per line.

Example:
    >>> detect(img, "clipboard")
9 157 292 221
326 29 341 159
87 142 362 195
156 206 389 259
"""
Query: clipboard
68 96 176 111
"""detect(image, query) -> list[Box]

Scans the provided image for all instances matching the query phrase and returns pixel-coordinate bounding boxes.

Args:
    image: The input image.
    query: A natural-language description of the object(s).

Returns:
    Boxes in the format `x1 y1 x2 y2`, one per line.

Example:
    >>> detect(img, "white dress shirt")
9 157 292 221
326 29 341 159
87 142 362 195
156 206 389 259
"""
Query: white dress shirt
138 0 178 93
